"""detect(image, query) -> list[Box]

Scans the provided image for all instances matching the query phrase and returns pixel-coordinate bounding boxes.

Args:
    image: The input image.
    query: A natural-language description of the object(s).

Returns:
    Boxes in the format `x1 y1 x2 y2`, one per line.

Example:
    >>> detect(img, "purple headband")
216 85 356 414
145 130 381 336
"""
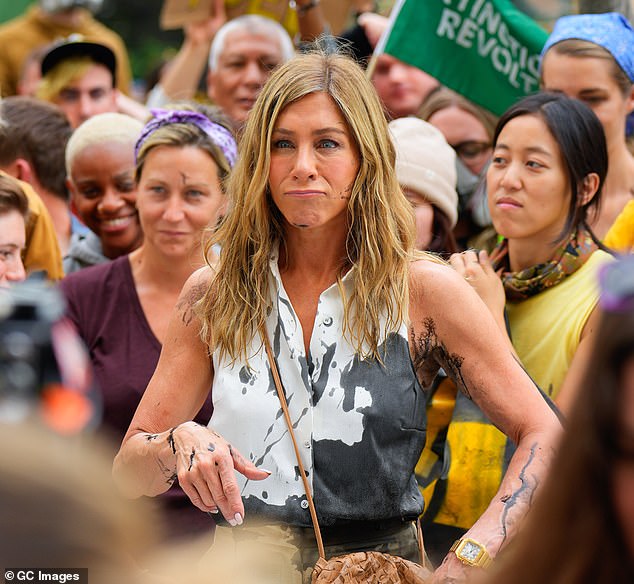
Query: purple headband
134 108 238 168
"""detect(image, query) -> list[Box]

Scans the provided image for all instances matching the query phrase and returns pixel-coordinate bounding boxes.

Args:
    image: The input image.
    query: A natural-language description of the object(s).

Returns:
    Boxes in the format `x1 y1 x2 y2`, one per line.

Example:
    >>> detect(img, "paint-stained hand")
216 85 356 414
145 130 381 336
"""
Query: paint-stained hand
450 249 505 320
171 421 270 526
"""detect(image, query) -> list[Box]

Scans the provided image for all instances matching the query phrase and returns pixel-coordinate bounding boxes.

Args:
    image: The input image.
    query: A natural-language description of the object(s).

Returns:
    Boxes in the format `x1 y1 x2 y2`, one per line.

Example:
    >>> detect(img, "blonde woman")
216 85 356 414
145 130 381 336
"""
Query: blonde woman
114 50 559 583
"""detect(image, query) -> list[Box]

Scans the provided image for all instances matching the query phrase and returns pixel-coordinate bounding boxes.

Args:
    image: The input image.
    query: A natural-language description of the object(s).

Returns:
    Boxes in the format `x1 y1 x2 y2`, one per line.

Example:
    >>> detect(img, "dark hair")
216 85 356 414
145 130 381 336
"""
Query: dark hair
0 174 29 218
485 298 634 583
427 206 459 256
493 92 608 242
0 96 72 202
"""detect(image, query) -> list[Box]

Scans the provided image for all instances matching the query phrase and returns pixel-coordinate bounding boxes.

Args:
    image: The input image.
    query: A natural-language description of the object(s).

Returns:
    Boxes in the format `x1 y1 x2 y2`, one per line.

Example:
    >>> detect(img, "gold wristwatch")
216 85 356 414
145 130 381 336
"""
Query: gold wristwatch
450 538 492 568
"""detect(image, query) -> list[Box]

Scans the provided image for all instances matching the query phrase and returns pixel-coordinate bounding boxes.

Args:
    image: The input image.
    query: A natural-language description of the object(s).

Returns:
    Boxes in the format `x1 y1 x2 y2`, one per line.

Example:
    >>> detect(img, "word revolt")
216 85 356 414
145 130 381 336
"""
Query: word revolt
4 570 87 584
438 0 541 92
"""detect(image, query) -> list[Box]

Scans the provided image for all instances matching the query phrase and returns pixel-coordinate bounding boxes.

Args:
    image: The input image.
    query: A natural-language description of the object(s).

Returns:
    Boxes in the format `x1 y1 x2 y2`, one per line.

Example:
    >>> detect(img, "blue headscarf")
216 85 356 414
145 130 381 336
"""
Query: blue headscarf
541 12 634 82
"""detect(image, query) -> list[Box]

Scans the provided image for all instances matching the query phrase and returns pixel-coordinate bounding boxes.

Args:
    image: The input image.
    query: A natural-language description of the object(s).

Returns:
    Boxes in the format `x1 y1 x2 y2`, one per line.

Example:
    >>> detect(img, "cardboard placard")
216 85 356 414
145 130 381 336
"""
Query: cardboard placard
160 0 354 36
160 0 216 30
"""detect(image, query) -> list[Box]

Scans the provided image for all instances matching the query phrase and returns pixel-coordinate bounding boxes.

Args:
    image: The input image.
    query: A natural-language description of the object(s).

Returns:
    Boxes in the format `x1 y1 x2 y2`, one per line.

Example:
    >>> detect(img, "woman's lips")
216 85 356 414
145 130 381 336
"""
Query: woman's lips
285 190 324 197
495 196 522 209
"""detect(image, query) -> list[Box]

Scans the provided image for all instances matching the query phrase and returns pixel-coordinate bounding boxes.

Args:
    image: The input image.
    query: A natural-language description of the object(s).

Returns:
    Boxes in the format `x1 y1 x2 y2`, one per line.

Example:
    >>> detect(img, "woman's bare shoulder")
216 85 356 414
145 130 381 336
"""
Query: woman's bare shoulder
175 266 215 324
408 256 465 299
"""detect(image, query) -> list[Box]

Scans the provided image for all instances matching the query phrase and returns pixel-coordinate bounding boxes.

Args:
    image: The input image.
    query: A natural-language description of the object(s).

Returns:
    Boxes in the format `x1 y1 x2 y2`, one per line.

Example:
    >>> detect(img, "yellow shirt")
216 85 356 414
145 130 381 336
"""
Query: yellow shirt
506 250 612 398
604 199 634 253
420 250 612 530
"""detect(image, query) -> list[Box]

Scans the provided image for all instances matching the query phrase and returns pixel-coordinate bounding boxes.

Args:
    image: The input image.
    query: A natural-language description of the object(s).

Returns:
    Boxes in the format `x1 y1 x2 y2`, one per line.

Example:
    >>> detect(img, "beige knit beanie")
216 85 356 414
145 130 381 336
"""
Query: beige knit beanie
389 117 458 227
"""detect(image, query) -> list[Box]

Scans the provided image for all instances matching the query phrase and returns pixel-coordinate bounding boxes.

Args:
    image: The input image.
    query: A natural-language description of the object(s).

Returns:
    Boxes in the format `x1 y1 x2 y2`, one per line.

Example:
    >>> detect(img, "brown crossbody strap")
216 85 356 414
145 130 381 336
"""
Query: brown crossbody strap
262 330 326 560
261 329 429 568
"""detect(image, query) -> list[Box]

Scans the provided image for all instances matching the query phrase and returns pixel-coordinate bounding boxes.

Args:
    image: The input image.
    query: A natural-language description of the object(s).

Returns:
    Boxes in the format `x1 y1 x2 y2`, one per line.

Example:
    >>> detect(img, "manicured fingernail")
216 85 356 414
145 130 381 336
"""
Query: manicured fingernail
209 508 219 514
261 468 272 475
228 517 237 526
234 512 243 526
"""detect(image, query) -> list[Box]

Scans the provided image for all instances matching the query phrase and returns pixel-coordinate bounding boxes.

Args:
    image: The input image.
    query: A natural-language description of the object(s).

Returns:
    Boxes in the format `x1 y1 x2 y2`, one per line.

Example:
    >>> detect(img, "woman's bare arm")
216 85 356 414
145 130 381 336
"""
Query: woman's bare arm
409 260 561 582
113 268 268 524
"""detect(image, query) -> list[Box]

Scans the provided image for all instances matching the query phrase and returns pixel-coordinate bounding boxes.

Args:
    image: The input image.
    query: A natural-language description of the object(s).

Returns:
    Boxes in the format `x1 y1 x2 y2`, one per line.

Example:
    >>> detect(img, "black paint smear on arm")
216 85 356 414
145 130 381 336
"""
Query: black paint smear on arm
176 280 209 326
499 442 539 544
411 317 471 398
167 427 177 454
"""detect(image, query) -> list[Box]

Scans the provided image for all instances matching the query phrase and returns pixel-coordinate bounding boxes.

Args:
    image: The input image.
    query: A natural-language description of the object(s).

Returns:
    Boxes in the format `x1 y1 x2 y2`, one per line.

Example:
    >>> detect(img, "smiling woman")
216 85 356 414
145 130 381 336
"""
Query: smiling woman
65 112 144 274
59 103 237 541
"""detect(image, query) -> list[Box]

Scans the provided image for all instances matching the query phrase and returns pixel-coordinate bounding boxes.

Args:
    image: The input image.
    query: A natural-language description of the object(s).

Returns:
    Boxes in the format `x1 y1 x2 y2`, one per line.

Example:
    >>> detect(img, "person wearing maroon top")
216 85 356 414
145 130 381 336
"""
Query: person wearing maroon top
59 103 237 540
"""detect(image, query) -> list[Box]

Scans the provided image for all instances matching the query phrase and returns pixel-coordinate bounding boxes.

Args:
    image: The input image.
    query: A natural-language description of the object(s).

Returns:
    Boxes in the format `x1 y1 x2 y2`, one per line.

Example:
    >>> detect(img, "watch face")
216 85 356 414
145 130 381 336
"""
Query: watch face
459 540 483 562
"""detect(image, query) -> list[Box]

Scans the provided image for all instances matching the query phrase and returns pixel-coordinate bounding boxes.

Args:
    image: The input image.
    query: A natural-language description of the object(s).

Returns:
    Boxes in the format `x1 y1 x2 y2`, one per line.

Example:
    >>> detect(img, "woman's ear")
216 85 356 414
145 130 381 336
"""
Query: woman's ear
579 173 600 206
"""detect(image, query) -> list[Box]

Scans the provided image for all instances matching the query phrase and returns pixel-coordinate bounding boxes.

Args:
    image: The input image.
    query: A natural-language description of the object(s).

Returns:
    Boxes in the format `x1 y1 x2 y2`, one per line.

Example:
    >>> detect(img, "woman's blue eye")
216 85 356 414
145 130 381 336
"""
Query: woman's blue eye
273 139 293 149
319 139 338 149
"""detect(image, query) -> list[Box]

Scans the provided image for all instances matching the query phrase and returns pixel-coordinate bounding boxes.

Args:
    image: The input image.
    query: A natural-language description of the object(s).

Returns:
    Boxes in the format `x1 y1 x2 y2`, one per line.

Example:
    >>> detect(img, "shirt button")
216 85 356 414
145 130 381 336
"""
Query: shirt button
323 316 333 326
301 500 309 509
304 440 311 448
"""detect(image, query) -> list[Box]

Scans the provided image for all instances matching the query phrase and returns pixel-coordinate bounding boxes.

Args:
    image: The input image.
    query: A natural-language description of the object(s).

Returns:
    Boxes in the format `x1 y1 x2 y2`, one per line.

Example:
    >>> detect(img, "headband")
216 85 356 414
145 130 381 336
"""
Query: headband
541 12 634 82
134 108 238 168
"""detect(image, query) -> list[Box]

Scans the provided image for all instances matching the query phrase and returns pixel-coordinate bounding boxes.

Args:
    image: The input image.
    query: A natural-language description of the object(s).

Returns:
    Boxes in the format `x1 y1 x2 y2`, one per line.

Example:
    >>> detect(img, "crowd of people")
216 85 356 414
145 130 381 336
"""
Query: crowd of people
1 1 634 583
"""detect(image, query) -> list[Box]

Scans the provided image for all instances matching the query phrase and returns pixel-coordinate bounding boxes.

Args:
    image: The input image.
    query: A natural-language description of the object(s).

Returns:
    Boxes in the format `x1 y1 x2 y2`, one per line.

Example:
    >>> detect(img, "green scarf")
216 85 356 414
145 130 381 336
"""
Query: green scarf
491 228 598 302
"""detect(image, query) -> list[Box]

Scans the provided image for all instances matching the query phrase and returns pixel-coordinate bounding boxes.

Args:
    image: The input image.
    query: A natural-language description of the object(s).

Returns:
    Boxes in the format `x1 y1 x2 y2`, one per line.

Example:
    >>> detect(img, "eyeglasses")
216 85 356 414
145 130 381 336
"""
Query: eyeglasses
450 141 491 160
598 257 634 312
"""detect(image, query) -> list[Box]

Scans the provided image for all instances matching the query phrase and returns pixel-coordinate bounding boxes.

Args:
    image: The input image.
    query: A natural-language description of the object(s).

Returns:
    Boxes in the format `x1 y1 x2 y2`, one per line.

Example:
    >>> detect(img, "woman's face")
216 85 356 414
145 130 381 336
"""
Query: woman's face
427 105 492 176
613 357 634 558
0 209 26 286
403 188 434 250
68 141 142 259
487 114 571 244
268 92 360 234
541 51 634 153
136 145 225 259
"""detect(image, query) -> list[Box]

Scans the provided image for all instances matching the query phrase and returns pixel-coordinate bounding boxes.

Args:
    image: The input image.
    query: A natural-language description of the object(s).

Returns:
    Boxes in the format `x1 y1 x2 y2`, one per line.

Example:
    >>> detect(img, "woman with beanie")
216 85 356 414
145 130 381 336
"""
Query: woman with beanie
389 117 459 256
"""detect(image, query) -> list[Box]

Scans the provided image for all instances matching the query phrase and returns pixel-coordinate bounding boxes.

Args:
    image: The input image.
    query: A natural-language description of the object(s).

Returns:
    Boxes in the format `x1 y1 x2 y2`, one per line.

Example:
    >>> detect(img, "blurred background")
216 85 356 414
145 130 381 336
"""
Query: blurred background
0 0 601 95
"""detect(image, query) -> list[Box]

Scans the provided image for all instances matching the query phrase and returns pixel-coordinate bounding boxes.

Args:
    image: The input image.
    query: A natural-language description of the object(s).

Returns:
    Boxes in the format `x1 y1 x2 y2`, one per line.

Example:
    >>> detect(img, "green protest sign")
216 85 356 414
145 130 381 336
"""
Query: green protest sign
377 0 549 116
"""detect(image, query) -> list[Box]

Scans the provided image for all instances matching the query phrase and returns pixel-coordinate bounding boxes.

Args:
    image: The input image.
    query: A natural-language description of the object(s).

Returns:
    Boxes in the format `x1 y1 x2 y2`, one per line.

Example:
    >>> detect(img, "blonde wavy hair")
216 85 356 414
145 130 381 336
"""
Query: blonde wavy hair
199 49 427 363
